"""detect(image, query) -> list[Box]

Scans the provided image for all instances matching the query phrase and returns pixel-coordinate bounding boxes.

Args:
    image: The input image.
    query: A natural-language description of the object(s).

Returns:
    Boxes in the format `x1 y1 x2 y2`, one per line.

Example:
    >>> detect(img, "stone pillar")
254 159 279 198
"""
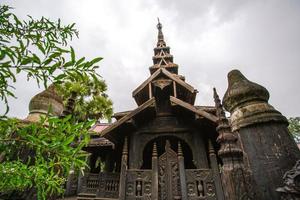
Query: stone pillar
223 70 300 200
119 137 128 200
151 143 158 200
178 142 188 200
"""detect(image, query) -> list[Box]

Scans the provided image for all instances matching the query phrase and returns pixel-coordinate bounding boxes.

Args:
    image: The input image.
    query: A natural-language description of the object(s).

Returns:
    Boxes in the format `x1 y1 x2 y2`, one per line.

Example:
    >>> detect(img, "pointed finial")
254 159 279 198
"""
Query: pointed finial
156 18 164 43
213 87 220 105
157 17 162 29
213 87 225 118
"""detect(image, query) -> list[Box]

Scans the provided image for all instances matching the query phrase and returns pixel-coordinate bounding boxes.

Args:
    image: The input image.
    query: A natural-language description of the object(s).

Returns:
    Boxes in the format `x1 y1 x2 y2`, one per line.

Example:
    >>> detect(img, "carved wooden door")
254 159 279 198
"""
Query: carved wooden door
158 140 181 200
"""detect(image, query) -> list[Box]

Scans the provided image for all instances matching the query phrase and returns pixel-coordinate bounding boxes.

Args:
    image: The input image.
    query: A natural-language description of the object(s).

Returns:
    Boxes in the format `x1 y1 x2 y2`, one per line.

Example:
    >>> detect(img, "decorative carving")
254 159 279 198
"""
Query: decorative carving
277 160 300 199
186 169 217 200
100 172 119 198
79 172 119 198
214 88 254 200
153 79 172 90
158 140 181 200
126 169 152 200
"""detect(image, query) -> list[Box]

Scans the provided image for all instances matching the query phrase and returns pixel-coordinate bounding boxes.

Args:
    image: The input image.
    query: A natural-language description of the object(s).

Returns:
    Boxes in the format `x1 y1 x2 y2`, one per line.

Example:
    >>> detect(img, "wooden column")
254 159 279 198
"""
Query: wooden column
151 143 158 200
173 81 177 98
208 140 225 200
119 137 128 200
149 83 153 98
65 169 75 196
178 142 188 200
78 153 91 193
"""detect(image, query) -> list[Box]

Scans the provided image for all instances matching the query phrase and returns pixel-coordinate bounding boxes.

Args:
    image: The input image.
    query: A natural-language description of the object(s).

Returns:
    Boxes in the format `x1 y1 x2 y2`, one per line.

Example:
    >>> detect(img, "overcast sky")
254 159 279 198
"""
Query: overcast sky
1 0 300 118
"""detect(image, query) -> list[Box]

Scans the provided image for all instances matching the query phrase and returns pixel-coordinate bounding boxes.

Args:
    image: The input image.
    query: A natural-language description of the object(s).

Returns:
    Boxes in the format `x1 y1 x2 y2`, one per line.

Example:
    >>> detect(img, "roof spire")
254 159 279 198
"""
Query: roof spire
149 19 179 74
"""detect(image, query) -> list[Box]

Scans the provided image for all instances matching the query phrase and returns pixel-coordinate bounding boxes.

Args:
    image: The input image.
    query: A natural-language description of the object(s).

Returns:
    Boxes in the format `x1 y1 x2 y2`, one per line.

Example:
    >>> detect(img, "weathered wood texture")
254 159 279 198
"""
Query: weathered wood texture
238 123 300 199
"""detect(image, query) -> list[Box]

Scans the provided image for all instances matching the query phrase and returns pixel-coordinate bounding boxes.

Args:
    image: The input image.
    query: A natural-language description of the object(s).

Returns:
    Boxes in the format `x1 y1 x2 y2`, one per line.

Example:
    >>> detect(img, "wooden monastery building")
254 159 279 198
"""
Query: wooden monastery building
22 21 300 200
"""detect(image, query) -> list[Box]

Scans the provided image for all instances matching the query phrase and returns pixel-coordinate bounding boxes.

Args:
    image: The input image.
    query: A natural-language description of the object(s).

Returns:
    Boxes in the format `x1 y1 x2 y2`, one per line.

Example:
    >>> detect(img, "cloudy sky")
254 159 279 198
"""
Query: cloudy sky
1 0 300 118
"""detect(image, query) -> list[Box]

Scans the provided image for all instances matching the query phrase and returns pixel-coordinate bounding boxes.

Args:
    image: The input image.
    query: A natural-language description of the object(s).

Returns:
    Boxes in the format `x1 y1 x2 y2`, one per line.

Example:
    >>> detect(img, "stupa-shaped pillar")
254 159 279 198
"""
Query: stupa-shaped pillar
223 69 300 200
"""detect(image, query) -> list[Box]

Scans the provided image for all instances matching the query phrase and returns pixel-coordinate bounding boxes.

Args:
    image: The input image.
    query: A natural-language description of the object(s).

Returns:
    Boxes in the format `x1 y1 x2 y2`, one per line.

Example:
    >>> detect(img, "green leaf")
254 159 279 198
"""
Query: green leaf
75 57 85 66
0 50 5 60
63 61 73 68
32 54 41 64
36 42 45 54
43 58 52 66
21 57 32 65
70 46 75 64
13 14 22 26
89 57 103 66
49 52 62 59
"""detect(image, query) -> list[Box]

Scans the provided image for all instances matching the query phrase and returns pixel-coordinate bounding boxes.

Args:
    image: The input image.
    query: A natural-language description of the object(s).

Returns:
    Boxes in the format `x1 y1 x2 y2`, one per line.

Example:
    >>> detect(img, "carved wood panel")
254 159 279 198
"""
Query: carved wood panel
185 169 217 200
79 172 119 198
126 169 152 200
98 172 120 198
158 140 181 200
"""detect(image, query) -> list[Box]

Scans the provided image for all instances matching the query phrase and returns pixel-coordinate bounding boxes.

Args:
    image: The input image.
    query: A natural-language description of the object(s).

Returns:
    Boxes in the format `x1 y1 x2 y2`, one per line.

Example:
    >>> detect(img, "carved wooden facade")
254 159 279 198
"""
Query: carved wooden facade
70 20 300 200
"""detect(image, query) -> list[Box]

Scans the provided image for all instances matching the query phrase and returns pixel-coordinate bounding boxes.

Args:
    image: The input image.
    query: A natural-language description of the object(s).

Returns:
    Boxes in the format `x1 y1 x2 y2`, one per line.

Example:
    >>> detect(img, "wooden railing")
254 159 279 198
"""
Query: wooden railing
86 173 99 193
79 172 120 198
125 169 152 200
79 169 217 200
98 172 120 198
185 169 217 200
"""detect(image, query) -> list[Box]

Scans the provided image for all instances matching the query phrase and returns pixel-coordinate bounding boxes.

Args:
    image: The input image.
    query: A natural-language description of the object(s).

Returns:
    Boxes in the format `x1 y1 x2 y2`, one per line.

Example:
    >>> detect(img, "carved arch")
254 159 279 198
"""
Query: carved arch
140 135 196 169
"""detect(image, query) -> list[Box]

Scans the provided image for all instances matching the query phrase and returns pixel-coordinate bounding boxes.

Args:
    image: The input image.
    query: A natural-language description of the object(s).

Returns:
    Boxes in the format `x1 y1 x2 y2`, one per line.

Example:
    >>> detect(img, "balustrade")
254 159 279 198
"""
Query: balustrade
185 169 217 200
125 169 152 200
79 172 120 198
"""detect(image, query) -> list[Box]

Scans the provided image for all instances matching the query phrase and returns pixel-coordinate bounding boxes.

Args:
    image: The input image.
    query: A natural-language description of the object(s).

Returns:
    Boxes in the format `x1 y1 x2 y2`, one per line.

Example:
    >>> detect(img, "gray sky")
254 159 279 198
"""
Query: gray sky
1 0 300 118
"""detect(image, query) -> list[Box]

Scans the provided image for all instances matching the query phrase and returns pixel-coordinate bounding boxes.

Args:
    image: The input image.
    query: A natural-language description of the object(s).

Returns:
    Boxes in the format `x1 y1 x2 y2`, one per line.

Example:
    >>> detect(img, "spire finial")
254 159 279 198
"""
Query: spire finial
156 18 164 43
213 87 225 119
157 17 162 29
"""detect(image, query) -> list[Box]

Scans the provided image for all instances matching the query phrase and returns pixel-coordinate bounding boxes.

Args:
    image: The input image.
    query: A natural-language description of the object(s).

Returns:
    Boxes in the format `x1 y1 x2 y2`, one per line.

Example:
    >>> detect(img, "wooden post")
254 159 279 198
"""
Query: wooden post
78 153 91 193
65 169 75 196
173 81 177 98
151 143 158 200
178 142 188 200
119 137 128 200
208 140 225 200
149 83 153 98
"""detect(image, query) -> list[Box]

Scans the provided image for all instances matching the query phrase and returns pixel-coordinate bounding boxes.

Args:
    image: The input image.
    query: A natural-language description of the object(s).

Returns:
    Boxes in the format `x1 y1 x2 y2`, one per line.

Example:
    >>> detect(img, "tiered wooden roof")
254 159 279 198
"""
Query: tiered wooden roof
99 20 218 144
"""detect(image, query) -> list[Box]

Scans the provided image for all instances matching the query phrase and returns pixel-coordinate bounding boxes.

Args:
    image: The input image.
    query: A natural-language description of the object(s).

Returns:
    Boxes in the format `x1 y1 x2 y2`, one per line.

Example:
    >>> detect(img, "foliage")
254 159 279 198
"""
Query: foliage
56 72 113 121
0 5 112 199
288 117 300 142
0 116 92 199
0 5 102 115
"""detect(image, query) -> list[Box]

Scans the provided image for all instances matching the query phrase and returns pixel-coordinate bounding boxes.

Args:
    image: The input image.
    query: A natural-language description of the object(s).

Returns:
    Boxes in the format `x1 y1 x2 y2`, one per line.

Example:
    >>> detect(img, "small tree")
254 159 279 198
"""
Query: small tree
0 5 112 199
56 73 113 122
288 117 300 143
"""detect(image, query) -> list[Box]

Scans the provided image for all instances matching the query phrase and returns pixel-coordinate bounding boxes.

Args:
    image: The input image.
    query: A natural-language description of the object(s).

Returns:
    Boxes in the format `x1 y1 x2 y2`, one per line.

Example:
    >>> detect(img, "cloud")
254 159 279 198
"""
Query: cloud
1 0 300 118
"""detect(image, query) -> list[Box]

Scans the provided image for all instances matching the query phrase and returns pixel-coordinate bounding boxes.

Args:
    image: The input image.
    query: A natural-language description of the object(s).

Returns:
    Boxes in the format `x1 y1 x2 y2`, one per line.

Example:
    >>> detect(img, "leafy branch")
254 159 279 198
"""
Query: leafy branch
0 4 113 199
0 5 102 115
0 116 93 199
